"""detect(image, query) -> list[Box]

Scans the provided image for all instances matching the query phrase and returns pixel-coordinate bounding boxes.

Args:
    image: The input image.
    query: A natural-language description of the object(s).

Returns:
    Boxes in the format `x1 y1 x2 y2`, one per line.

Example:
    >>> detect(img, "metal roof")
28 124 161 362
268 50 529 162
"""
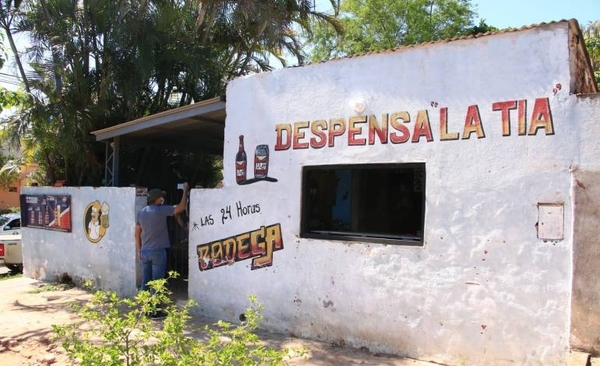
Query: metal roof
294 19 598 95
91 96 226 155
90 19 597 159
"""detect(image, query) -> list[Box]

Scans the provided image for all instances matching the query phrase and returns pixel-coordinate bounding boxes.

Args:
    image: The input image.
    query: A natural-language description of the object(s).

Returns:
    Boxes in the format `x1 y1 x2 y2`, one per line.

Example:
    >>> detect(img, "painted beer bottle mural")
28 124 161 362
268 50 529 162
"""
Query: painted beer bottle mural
235 135 247 184
254 145 269 179
235 135 277 185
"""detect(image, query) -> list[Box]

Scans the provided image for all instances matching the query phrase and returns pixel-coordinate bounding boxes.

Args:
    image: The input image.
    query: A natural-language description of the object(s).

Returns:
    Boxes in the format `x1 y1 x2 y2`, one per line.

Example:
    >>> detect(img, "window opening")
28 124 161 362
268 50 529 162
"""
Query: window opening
301 163 425 245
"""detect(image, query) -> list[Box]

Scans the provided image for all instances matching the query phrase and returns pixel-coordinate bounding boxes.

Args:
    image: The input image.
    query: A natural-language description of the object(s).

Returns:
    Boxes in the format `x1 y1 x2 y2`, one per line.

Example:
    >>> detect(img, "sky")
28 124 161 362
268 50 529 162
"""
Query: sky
1 0 599 87
471 0 599 29
316 0 600 29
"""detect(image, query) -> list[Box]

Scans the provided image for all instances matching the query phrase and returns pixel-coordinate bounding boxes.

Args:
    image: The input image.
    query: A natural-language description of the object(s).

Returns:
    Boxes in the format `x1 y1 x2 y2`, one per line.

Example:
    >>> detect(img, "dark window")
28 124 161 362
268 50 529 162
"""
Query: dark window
301 163 425 245
4 218 20 230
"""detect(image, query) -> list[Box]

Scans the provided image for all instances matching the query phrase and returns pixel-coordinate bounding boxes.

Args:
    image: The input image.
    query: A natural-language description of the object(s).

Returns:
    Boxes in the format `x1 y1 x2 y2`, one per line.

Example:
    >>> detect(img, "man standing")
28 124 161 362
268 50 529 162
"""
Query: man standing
135 183 189 297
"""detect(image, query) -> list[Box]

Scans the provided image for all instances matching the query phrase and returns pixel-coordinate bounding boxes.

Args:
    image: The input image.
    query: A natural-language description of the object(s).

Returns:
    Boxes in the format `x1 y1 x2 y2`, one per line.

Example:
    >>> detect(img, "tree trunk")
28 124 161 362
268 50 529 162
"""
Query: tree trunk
3 27 31 93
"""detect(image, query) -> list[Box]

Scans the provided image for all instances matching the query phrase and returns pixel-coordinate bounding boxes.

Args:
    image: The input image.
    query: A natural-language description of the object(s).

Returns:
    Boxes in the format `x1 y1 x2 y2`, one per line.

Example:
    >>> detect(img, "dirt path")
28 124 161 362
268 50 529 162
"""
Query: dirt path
0 276 89 365
0 275 444 366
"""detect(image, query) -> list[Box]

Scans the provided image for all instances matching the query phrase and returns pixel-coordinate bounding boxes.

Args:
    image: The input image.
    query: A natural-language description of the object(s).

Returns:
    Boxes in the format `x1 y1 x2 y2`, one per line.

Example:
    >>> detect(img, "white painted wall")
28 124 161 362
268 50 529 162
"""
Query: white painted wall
188 23 599 365
22 187 138 297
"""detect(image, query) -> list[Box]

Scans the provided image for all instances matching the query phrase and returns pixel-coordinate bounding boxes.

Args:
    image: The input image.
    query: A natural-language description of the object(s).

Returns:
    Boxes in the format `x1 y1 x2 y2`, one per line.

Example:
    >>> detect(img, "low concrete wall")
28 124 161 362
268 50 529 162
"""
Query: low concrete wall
17 21 600 366
186 22 591 366
21 186 138 297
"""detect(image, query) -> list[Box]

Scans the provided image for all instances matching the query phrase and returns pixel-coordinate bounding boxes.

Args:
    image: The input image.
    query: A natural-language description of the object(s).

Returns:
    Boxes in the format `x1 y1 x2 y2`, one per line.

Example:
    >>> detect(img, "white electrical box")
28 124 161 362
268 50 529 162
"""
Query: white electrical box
537 203 564 240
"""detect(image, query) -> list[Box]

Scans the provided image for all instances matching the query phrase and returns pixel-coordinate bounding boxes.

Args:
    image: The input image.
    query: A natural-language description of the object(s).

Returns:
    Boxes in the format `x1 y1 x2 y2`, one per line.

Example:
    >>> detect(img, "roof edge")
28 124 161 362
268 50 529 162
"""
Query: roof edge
568 19 599 94
91 95 225 139
293 19 576 68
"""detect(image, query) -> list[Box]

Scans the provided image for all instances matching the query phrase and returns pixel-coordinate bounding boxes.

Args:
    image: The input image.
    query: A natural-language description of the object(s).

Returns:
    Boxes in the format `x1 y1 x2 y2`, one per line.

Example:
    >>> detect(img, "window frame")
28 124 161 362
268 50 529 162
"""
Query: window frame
300 163 426 246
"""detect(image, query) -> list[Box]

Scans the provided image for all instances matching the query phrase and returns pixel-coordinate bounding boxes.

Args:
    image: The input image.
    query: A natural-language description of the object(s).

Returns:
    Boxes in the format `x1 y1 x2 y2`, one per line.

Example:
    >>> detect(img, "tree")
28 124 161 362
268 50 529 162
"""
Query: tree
0 0 30 112
0 154 19 189
582 21 600 88
460 19 498 36
0 0 340 187
307 0 479 62
0 0 30 93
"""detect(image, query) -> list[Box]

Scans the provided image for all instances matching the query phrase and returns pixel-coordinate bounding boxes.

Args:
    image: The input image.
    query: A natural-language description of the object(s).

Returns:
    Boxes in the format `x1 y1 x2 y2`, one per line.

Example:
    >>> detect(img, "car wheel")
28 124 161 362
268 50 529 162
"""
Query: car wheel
7 264 22 273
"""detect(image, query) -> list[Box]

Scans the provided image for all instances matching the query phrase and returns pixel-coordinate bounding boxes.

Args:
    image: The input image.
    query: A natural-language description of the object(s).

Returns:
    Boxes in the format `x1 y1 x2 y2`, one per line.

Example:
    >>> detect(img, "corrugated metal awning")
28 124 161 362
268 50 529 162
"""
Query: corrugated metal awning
91 96 226 155
90 96 226 186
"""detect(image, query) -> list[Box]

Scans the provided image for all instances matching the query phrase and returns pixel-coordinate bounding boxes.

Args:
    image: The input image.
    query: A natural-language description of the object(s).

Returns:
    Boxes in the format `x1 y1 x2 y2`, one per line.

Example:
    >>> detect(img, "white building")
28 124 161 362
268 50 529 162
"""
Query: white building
23 19 600 365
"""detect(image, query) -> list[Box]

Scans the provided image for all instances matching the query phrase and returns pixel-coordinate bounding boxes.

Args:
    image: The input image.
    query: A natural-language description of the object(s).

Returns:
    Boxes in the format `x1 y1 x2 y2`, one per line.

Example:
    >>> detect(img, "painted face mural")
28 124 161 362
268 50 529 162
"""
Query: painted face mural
84 201 110 243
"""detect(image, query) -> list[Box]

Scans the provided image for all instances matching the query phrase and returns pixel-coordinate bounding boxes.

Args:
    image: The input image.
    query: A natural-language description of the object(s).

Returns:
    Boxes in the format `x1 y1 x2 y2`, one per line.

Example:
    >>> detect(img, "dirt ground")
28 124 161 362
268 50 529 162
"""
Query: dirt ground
0 274 444 366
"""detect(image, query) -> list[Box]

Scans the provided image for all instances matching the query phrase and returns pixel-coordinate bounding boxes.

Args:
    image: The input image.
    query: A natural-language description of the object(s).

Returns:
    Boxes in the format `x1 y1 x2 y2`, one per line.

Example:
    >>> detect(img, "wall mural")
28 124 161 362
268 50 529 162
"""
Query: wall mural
235 135 278 185
274 97 555 150
219 95 556 272
193 199 283 271
20 194 72 232
196 223 283 271
83 201 110 243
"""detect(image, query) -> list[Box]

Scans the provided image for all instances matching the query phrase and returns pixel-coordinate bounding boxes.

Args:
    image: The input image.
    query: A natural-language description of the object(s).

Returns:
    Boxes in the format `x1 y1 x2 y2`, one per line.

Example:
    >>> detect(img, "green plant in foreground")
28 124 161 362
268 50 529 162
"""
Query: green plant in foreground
53 271 294 365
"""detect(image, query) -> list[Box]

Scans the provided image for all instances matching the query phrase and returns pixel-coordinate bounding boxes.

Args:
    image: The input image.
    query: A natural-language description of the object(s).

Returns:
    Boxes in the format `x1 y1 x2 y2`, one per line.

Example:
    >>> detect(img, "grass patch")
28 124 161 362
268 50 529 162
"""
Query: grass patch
29 272 76 293
29 282 75 293
0 271 22 281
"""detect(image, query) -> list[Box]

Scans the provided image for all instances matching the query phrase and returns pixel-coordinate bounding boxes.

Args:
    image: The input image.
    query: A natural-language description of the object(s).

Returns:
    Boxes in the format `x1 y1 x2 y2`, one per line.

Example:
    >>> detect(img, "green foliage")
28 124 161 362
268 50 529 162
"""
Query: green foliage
0 87 28 112
308 0 478 61
0 1 341 187
459 19 498 36
583 21 600 89
0 154 18 189
0 87 31 190
29 272 75 293
29 282 74 293
118 146 224 190
0 207 19 214
0 271 22 281
53 271 294 366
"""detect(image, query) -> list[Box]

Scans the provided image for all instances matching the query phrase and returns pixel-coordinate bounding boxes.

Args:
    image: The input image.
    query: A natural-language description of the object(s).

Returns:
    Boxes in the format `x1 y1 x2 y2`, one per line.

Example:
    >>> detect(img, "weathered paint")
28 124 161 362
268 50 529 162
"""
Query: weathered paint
17 22 600 365
188 23 600 365
21 187 138 297
196 222 283 271
570 94 600 356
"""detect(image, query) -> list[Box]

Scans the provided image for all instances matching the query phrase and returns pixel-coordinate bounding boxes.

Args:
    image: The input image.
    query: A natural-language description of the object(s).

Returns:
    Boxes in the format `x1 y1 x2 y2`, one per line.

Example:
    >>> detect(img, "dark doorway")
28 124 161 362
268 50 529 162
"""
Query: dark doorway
166 188 190 300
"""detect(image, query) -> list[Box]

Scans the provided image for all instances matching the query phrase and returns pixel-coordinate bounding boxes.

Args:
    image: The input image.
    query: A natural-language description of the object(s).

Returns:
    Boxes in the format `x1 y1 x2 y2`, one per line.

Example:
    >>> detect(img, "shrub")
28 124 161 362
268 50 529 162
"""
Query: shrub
53 271 293 365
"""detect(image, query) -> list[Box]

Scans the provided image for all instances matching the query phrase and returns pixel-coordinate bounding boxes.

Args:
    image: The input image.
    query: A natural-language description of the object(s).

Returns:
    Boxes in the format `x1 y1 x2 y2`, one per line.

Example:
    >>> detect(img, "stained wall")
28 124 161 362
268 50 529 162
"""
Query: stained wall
187 22 594 365
21 186 138 297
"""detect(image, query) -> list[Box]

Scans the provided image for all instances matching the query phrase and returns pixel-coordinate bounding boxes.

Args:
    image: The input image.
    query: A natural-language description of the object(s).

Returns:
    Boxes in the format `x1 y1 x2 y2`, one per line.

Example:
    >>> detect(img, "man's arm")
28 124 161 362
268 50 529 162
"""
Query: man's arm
135 224 142 254
173 182 189 215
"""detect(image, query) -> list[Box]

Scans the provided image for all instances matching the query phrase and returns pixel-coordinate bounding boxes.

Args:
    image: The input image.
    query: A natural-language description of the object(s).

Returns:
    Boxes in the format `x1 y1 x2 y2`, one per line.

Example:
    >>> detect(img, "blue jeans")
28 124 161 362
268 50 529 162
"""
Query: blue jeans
140 248 167 292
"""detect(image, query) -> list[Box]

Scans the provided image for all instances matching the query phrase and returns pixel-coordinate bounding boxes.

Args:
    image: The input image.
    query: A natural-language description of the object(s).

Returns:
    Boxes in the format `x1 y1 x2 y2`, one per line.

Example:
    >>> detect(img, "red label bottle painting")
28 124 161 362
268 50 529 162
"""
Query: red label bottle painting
235 135 247 184
235 135 277 185
254 144 269 179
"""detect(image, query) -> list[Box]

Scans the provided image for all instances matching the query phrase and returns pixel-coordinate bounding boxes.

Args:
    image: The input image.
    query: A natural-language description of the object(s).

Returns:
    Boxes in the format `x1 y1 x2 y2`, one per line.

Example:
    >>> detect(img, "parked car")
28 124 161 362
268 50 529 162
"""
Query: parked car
0 213 22 273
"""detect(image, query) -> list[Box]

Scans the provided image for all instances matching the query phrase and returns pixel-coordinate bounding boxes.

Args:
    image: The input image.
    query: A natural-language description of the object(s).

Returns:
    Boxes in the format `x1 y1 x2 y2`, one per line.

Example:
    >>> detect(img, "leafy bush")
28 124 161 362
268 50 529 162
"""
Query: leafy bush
53 271 294 365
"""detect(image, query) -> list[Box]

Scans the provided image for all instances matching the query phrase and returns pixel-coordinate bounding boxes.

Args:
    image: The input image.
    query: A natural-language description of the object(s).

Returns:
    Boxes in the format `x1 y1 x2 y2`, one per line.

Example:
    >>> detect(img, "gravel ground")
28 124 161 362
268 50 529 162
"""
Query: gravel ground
0 274 445 366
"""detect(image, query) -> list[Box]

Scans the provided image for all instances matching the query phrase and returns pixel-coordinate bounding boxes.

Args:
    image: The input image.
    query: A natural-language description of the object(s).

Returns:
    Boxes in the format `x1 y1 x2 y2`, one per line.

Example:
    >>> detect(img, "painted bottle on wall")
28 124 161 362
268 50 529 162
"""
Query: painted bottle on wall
235 135 247 184
254 144 269 179
55 205 61 228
